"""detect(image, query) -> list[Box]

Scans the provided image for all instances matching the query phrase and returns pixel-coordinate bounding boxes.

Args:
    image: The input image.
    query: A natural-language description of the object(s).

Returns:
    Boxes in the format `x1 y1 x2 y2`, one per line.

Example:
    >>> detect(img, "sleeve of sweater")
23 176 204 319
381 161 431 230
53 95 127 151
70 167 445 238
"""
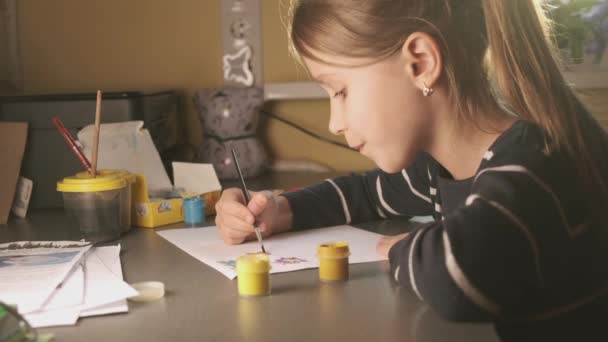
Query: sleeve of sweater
387 163 557 322
283 152 435 230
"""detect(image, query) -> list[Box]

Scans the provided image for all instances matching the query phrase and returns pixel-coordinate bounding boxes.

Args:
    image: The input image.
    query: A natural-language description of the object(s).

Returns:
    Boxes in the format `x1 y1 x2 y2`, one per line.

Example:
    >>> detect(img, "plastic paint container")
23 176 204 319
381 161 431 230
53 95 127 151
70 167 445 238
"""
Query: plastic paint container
236 253 271 297
76 169 136 233
129 281 165 302
317 242 351 282
183 197 205 225
57 175 128 244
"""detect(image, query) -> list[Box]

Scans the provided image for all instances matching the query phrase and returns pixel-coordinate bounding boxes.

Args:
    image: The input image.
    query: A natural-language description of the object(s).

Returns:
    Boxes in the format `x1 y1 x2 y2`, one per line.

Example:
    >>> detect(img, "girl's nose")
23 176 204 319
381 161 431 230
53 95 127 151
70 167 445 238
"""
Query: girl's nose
328 107 345 135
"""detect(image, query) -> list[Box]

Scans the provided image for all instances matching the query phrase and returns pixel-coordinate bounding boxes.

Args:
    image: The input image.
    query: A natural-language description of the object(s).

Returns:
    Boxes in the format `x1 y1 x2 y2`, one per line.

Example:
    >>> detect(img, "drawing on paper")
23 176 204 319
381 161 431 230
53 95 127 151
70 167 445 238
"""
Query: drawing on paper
0 251 79 268
274 257 307 265
246 252 271 255
217 260 237 269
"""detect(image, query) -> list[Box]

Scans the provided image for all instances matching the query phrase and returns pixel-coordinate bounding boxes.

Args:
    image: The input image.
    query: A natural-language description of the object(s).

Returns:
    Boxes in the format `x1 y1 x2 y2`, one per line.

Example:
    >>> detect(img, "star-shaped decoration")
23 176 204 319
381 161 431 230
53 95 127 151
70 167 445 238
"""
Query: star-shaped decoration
223 45 254 86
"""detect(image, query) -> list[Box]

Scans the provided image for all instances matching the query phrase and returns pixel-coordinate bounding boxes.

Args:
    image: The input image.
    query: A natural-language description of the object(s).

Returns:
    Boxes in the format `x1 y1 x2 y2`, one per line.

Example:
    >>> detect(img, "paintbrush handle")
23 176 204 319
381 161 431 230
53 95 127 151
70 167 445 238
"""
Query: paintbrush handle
231 149 266 252
53 116 92 173
91 90 102 177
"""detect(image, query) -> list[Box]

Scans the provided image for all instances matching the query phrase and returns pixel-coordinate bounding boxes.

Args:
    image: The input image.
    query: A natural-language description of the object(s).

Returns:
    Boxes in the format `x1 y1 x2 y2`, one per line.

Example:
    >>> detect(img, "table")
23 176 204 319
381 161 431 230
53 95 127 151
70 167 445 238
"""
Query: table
1 172 499 341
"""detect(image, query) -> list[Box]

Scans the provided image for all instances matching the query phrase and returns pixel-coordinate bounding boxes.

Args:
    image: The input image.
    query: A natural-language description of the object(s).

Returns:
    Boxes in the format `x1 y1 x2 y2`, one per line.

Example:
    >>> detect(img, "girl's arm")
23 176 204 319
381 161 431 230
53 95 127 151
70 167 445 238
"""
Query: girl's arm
282 152 435 230
387 161 606 322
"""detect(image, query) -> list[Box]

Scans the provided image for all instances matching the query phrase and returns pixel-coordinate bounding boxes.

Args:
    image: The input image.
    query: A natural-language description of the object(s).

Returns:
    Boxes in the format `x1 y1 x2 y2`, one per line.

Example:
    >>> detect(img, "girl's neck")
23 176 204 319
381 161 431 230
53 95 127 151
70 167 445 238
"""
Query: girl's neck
426 109 517 181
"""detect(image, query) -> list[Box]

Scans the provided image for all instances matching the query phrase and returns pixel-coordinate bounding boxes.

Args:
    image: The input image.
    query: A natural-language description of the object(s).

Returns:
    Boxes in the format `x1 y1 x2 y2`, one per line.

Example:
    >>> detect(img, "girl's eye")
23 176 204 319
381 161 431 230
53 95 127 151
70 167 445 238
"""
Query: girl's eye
333 89 346 98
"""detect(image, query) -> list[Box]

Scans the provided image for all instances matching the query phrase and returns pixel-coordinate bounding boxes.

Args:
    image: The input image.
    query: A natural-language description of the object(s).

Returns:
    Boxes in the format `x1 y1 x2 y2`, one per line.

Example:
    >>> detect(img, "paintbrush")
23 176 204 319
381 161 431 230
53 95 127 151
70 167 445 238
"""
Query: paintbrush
230 149 267 254
91 90 102 177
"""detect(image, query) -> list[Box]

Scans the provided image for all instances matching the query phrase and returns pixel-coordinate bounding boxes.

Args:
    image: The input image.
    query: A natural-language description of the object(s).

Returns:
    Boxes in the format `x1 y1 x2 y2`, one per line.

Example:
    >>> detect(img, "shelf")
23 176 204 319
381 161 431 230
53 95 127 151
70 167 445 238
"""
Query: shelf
264 81 327 101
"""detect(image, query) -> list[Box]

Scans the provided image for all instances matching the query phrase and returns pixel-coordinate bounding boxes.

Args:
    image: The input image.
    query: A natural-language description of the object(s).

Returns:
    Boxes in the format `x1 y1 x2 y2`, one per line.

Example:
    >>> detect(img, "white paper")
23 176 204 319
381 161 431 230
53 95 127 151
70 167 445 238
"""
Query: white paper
172 162 222 195
79 300 128 318
80 246 138 311
87 245 122 278
23 265 84 328
0 241 91 314
22 245 134 327
157 225 387 279
34 264 85 311
78 121 172 191
77 245 129 317
24 306 82 328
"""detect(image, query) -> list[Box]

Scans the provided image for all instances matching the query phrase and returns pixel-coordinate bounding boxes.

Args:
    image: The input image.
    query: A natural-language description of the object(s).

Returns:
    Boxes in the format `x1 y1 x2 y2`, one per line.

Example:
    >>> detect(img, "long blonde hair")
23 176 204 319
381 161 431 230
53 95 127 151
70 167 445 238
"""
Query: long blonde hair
287 0 608 221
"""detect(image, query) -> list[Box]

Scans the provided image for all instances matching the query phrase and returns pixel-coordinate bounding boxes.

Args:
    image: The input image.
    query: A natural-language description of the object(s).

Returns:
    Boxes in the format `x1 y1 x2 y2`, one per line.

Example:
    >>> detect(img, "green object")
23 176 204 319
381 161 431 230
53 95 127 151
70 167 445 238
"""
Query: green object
548 0 603 64
0 301 42 342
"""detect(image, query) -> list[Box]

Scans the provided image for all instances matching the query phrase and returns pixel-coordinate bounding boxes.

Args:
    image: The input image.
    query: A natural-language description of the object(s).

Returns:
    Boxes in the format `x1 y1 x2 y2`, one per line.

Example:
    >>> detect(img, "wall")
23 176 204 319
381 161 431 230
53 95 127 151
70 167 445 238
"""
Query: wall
18 0 221 147
16 1 606 173
16 0 373 172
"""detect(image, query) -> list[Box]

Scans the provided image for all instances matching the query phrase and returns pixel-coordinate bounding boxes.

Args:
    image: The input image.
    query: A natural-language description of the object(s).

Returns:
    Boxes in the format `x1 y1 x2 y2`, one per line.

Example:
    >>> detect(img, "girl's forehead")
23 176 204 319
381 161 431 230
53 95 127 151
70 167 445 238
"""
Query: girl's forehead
303 55 372 83
304 52 399 85
302 56 342 83
302 46 381 73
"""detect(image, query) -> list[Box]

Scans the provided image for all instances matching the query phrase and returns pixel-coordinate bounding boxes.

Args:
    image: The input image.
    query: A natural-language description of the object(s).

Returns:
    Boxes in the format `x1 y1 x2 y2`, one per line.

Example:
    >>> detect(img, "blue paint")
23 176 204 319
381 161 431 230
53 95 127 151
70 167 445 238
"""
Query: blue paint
183 197 205 225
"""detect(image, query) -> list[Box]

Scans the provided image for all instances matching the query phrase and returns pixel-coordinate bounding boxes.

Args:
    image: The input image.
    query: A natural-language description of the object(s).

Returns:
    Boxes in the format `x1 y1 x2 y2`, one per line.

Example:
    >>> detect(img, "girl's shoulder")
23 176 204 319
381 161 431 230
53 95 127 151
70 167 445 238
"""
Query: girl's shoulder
480 120 568 173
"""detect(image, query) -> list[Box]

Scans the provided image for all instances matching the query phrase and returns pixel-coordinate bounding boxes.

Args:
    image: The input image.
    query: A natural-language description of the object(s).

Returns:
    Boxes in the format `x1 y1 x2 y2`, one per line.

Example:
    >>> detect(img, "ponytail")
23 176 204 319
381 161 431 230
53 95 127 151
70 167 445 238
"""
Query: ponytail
483 0 608 223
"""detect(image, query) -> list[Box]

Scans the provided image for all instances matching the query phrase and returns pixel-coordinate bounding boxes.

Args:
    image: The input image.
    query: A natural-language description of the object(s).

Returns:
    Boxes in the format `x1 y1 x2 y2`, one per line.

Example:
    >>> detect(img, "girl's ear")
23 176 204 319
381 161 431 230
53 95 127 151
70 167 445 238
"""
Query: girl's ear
400 32 442 93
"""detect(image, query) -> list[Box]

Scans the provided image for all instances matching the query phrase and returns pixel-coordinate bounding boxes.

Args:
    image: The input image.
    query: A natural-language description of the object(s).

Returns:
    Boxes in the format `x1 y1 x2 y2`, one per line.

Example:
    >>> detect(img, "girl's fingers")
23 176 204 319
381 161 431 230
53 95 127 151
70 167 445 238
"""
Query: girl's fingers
221 201 255 224
248 192 270 216
222 215 255 234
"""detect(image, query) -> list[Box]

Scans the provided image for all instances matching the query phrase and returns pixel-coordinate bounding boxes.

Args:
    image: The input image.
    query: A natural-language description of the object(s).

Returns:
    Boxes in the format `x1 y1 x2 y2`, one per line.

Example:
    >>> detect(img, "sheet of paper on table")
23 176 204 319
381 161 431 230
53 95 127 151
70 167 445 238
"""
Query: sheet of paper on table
157 225 387 279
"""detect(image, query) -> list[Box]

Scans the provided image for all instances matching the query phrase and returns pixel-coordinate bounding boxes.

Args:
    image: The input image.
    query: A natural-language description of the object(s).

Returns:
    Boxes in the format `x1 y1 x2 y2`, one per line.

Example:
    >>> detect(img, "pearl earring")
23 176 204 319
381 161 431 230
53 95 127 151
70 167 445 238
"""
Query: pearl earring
423 82 434 97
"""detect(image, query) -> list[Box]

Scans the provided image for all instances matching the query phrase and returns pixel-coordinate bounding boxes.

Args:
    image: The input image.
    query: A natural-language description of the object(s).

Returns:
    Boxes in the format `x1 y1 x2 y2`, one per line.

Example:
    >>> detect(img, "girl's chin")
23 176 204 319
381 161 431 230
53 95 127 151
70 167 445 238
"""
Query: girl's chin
372 152 413 174
373 158 405 174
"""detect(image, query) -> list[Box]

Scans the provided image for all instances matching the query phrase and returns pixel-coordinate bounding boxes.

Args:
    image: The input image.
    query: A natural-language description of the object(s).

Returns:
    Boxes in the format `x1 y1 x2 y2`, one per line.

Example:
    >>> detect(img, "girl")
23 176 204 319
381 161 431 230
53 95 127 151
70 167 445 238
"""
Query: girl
215 0 608 340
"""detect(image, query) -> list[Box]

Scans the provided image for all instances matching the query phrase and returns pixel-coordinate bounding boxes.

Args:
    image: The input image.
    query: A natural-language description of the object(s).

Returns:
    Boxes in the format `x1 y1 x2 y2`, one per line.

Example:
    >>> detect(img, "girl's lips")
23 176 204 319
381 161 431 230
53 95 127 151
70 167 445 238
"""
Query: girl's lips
351 143 365 152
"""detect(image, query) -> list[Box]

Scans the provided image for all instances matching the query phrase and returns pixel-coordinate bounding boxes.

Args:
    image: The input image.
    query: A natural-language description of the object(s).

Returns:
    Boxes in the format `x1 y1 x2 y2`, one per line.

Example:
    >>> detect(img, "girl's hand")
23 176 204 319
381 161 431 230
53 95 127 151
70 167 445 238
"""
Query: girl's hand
376 233 409 258
215 188 292 245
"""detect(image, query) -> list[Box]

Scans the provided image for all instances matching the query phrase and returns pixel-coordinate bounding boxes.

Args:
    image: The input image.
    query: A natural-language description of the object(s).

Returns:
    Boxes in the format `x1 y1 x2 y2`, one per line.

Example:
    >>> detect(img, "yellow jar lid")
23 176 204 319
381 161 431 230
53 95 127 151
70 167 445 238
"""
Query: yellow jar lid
57 175 127 192
237 253 271 273
317 242 351 258
75 169 136 183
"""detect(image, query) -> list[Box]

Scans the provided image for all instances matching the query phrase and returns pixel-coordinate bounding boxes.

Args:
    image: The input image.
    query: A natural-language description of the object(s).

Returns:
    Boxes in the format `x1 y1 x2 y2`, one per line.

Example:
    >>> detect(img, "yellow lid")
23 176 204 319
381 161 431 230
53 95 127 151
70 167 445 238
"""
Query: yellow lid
57 175 127 193
317 242 351 259
237 253 271 273
75 169 136 183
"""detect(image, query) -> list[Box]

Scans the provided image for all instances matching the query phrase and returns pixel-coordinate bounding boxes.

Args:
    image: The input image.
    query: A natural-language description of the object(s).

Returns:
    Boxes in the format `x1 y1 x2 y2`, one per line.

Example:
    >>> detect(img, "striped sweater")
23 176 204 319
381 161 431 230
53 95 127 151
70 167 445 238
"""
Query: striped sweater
283 119 608 341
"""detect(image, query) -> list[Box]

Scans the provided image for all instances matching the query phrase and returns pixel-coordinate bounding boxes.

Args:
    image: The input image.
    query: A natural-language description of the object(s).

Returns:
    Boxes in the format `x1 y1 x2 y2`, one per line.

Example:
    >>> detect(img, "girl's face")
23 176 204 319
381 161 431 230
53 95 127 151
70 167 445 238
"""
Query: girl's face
303 50 433 173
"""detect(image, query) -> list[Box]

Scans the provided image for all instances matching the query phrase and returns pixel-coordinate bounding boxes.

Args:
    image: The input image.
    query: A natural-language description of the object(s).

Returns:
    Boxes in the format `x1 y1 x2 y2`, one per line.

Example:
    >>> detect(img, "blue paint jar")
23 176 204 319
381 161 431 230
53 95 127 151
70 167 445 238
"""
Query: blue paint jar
183 197 205 225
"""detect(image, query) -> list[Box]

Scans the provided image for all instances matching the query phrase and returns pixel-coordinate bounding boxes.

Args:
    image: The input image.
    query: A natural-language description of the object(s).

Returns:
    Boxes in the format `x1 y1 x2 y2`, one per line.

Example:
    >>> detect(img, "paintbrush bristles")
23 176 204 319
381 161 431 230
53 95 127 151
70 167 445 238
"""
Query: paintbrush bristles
91 90 102 177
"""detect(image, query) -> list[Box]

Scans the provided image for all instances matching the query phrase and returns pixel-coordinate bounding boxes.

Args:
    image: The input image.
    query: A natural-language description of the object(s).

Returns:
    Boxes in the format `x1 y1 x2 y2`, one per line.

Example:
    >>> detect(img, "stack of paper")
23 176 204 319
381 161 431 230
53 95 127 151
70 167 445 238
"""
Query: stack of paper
0 241 138 328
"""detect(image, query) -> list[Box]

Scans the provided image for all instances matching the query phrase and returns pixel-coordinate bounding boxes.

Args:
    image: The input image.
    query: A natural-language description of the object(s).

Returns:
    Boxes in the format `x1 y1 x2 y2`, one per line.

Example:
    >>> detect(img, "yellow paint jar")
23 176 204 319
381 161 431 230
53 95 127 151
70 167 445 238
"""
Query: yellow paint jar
236 253 271 297
317 242 351 282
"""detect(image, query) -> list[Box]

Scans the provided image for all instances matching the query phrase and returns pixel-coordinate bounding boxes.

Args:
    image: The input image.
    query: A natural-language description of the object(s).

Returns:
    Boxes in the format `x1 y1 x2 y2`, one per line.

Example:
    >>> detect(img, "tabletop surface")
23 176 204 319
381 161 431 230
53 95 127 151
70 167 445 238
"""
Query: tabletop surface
1 171 499 342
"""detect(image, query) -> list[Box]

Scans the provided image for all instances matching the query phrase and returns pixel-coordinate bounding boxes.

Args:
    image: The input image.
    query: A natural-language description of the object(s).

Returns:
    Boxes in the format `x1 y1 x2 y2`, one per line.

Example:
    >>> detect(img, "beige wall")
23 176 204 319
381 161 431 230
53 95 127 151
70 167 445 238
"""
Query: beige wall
18 0 222 149
16 0 373 171
15 1 605 173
